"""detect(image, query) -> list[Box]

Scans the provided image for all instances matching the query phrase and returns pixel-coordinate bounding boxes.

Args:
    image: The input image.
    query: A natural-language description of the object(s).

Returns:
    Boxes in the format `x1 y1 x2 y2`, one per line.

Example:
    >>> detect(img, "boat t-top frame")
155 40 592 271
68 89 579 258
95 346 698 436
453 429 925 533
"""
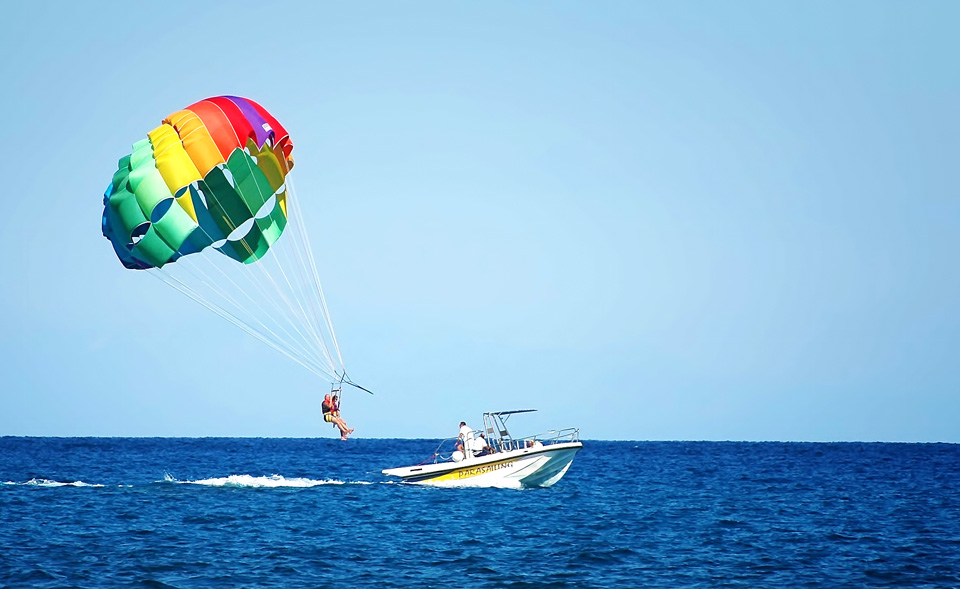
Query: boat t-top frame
481 410 580 453
418 409 580 464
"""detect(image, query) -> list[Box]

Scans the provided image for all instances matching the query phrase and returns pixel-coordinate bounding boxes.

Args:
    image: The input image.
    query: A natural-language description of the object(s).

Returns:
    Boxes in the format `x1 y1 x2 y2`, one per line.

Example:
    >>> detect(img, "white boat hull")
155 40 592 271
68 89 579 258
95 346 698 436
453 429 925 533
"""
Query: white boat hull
382 441 582 488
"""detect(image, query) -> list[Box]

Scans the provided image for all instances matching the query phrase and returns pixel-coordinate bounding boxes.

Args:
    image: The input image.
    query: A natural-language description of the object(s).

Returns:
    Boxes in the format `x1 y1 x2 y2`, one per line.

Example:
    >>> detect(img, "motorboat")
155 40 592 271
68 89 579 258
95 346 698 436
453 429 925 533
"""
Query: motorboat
381 410 582 488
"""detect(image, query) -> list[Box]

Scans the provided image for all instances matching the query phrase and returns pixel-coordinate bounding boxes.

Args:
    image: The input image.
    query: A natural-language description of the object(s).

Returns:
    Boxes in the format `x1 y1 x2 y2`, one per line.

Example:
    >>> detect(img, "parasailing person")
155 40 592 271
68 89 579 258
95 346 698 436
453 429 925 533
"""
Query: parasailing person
322 392 354 440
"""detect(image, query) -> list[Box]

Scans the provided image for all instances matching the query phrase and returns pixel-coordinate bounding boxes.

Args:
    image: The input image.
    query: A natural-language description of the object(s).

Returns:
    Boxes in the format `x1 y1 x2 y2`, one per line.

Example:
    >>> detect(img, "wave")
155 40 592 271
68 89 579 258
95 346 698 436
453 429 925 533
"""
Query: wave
161 473 371 488
2 478 104 488
2 475 374 489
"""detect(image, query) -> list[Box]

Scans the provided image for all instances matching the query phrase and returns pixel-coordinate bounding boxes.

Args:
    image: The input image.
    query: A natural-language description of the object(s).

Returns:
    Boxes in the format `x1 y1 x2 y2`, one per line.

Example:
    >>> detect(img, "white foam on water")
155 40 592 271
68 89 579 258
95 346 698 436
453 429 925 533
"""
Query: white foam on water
162 473 369 488
4 478 104 488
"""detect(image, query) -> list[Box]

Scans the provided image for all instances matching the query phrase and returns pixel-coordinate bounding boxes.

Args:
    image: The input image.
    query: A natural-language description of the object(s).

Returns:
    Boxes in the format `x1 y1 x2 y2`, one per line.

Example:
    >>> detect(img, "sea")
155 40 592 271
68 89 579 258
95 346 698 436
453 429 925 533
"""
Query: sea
2 438 959 588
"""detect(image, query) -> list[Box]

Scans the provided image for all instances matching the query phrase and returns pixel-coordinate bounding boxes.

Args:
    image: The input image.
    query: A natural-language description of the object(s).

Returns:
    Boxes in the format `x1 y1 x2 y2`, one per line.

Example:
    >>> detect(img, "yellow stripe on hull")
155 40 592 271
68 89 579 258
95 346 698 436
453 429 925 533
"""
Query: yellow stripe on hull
421 457 521 483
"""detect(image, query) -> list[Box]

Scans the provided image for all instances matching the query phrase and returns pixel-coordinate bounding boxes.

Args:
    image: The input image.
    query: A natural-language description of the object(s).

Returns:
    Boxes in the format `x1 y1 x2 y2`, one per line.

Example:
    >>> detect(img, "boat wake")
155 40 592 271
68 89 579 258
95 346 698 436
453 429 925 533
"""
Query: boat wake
2 478 105 488
2 475 374 489
161 473 371 488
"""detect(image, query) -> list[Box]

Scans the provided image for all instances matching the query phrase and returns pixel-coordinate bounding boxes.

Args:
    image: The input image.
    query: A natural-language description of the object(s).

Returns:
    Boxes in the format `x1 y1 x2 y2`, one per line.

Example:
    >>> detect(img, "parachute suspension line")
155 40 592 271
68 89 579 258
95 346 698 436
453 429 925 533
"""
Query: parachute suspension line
141 131 350 383
151 183 331 379
278 181 341 375
152 253 328 379
270 150 344 377
168 250 326 376
269 175 335 369
259 254 330 365
151 266 329 380
286 174 346 371
211 143 342 380
221 145 335 378
249 209 338 376
231 149 342 378
290 176 343 368
208 242 322 363
145 270 330 379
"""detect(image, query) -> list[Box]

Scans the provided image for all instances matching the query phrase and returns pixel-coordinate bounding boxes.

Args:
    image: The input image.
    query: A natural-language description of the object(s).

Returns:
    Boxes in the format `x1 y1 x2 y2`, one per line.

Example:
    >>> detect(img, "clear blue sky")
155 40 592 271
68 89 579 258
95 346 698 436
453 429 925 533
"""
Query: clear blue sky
1 1 957 441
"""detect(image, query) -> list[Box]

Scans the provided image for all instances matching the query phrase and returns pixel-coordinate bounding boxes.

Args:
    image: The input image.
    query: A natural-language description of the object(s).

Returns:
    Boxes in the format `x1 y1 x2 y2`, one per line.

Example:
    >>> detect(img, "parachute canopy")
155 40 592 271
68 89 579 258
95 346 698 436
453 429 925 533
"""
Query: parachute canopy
101 97 349 383
102 96 295 270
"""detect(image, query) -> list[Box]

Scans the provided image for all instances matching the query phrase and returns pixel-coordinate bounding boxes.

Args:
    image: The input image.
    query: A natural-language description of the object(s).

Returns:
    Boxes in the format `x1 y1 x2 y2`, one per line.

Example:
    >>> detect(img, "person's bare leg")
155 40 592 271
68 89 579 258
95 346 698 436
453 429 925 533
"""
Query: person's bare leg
337 417 354 434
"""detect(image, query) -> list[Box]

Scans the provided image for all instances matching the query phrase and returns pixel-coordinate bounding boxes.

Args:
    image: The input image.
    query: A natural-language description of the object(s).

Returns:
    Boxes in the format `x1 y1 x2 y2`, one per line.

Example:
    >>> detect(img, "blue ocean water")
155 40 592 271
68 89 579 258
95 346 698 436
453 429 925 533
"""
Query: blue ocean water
2 438 959 588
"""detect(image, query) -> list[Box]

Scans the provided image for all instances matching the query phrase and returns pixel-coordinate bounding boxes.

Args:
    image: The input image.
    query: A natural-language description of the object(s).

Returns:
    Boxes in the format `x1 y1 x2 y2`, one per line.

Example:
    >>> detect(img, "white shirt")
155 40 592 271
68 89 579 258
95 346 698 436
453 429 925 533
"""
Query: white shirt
471 436 490 452
459 424 474 441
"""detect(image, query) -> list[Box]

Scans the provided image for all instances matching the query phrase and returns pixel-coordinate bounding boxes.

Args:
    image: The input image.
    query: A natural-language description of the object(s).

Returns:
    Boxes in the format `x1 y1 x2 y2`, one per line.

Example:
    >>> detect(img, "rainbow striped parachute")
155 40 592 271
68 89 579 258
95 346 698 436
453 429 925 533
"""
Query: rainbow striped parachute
100 97 352 385
102 96 294 269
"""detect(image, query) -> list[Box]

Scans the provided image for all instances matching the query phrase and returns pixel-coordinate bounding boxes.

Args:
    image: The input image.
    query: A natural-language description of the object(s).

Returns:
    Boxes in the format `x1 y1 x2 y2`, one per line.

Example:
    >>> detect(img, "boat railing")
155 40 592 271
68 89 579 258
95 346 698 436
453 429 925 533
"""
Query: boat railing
424 426 580 463
493 427 580 453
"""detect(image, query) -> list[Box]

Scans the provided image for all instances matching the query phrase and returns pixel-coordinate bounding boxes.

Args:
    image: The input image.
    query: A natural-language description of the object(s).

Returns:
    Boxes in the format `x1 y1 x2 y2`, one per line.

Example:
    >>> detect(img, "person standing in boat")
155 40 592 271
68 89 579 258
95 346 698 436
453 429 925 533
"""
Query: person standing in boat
322 393 354 440
457 421 474 458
